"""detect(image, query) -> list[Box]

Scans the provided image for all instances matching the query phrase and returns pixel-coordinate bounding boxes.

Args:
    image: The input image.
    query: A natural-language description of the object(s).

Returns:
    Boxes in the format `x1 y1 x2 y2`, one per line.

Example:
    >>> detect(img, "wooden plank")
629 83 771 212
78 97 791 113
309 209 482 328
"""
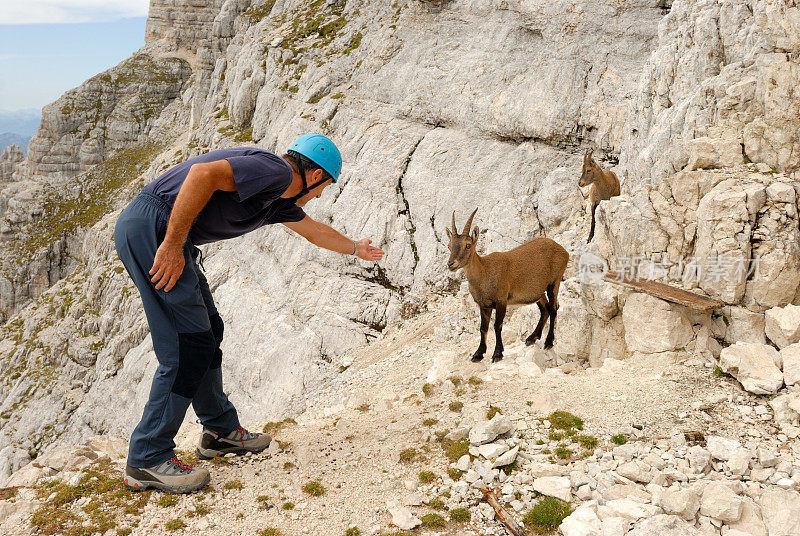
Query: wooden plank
602 270 725 312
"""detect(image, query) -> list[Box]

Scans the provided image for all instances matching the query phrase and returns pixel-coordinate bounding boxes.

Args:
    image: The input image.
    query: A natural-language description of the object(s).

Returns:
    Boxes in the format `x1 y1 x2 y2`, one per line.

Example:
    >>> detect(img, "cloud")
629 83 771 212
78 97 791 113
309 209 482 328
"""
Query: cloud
0 0 149 24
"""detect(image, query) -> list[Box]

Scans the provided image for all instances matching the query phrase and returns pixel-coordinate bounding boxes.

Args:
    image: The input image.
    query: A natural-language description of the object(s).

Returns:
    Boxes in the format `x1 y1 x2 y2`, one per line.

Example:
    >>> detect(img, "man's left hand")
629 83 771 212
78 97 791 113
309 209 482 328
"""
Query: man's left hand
356 239 385 261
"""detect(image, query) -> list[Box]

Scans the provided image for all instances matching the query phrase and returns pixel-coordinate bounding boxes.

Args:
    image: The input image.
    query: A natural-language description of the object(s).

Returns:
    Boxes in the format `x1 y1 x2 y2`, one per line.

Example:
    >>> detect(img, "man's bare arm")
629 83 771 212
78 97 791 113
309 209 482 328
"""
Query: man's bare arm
283 216 385 261
150 160 236 291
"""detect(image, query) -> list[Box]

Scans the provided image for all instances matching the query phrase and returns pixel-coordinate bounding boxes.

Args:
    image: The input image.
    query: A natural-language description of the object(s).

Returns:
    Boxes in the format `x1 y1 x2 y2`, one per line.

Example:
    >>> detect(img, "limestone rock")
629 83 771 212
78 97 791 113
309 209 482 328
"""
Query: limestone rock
605 498 661 520
532 476 572 502
700 482 743 523
659 488 700 521
718 342 784 395
469 414 513 446
626 515 702 536
685 136 743 171
758 489 800 536
706 436 742 461
560 505 602 536
622 293 693 354
386 498 421 530
492 446 519 468
765 304 800 349
780 343 800 387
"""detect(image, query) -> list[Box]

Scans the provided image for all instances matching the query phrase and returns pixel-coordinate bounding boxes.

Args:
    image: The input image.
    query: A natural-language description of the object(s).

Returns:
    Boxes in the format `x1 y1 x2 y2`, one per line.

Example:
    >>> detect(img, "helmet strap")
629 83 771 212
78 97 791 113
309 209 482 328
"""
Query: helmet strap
286 157 328 204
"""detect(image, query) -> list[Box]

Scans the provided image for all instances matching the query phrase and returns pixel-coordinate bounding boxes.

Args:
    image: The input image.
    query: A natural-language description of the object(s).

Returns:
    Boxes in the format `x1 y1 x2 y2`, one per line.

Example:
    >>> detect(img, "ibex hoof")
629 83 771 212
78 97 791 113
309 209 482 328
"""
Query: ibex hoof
525 335 539 346
471 353 485 362
544 339 554 350
491 354 503 363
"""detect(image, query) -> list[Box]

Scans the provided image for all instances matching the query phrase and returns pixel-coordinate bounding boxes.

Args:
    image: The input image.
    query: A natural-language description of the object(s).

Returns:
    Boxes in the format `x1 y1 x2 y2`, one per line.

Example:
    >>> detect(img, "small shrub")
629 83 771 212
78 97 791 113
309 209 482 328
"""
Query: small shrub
441 439 469 462
165 519 186 531
547 410 584 431
468 376 482 386
188 504 210 517
713 366 733 378
523 497 572 534
429 498 445 510
418 470 435 483
283 462 296 470
422 383 434 397
344 528 361 536
447 376 462 387
420 513 446 528
422 417 438 426
357 403 371 412
574 435 598 449
399 448 417 463
611 434 628 445
259 528 283 536
282 501 294 510
486 406 502 419
224 480 243 490
548 431 563 441
302 480 325 496
555 446 573 459
450 508 471 522
449 401 463 412
117 529 133 536
447 468 463 480
257 495 270 502
535 439 545 445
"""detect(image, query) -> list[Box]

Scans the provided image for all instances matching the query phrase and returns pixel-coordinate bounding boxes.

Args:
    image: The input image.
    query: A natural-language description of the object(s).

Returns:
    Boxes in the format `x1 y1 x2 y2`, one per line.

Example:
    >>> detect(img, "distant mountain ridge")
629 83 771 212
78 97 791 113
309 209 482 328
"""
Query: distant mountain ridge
0 133 30 154
0 109 40 153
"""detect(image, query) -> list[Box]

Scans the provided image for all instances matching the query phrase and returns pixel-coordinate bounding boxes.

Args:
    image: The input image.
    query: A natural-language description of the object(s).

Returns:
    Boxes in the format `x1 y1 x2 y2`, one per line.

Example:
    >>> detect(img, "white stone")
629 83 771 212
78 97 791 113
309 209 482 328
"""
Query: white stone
601 516 630 536
493 446 519 468
469 414 513 445
718 342 784 395
765 304 800 349
660 488 700 521
386 498 421 530
456 455 471 472
780 343 800 387
605 498 661 520
626 514 703 536
622 293 693 354
706 436 742 461
532 476 572 502
616 461 651 484
700 482 743 523
478 442 509 460
727 449 752 476
560 505 602 536
758 489 800 536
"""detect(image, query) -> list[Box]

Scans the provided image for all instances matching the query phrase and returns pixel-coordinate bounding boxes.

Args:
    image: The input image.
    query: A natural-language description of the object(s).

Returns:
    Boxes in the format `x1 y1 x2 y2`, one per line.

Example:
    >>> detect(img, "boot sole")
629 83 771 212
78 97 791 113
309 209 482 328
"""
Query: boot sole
123 472 210 494
196 444 269 460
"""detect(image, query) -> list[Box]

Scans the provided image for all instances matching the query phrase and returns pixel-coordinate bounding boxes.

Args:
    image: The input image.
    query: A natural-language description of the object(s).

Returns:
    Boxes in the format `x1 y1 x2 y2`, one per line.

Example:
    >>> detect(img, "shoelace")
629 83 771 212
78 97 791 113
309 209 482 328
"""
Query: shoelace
235 426 259 448
171 456 193 472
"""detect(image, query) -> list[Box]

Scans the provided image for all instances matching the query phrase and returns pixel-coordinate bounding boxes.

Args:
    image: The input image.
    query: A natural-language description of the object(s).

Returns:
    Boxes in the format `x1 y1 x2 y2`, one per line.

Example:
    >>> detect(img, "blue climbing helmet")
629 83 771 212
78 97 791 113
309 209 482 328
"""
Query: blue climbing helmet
288 133 342 182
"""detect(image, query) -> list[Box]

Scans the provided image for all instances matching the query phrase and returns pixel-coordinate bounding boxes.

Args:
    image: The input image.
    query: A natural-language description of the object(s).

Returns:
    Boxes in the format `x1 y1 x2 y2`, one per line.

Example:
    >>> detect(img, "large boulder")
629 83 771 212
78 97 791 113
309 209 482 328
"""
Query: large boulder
700 482 743 523
559 505 602 536
532 476 572 502
706 436 742 461
765 304 800 349
659 488 700 521
718 342 784 395
622 293 693 354
781 343 800 387
758 489 800 536
469 414 513 445
386 498 421 530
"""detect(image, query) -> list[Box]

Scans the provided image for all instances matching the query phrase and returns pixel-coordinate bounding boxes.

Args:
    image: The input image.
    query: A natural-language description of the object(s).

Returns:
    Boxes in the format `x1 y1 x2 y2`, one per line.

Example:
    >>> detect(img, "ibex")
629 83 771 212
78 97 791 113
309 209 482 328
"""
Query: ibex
446 209 569 362
578 150 620 242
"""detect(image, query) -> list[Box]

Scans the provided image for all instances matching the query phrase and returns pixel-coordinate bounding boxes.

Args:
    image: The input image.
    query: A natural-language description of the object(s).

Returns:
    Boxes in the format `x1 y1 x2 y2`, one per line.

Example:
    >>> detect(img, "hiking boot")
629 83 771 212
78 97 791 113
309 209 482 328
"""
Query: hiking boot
197 426 272 459
124 456 209 493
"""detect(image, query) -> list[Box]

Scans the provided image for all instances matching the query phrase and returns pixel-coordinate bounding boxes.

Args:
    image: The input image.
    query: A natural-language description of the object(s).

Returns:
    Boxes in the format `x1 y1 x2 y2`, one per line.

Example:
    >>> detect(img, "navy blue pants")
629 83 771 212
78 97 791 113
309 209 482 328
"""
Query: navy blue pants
114 192 240 468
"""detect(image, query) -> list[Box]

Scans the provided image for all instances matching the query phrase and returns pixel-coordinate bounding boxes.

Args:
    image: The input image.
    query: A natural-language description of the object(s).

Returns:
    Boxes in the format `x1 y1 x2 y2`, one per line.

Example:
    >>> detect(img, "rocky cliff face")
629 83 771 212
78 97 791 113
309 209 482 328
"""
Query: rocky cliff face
1 0 799 486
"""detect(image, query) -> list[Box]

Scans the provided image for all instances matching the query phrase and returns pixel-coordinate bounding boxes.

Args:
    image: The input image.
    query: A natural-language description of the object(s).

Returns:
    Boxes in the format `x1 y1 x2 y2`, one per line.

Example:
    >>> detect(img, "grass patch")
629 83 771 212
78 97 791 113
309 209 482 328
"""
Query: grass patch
188 504 210 517
447 376 462 387
422 383 433 397
713 366 733 378
548 431 563 441
441 439 470 462
547 410 584 431
259 528 283 536
429 498 445 510
158 494 179 507
486 406 502 419
245 0 277 22
282 501 295 510
166 519 186 531
399 448 417 464
302 480 325 496
555 446 573 459
330 92 345 99
523 497 572 534
468 376 483 386
450 508 471 522
234 126 253 142
573 435 598 450
224 480 243 490
345 528 361 536
418 470 435 483
357 403 371 412
611 434 628 445
263 418 297 434
257 495 270 502
447 468 463 480
420 513 446 528
422 417 438 426
449 401 463 412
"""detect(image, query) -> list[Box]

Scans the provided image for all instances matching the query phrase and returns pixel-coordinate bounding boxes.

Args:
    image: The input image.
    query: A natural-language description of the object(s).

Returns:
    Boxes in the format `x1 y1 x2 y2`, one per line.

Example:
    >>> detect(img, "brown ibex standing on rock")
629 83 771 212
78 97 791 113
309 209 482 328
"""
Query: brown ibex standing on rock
446 209 569 362
579 150 620 242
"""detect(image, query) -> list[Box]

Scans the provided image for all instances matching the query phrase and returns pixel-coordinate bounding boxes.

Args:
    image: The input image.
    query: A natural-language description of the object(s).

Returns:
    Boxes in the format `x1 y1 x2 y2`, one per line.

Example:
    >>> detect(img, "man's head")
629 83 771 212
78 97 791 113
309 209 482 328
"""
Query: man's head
282 134 342 206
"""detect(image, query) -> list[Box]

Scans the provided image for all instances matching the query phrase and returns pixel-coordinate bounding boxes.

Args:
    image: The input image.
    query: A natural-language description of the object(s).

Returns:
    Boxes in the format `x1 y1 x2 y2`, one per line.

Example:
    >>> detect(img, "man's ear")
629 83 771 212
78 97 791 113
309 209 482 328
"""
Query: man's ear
471 226 479 242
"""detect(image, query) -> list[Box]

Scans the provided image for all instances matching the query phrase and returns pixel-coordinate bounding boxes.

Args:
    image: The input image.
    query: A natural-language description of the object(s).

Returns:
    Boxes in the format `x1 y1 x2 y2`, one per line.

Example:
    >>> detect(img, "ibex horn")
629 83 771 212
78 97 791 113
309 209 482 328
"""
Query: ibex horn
451 211 457 234
462 207 478 235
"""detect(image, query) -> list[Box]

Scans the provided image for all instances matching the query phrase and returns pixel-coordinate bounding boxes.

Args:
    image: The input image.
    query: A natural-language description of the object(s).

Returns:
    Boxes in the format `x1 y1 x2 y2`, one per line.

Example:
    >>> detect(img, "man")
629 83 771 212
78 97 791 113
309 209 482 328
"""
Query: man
114 134 384 493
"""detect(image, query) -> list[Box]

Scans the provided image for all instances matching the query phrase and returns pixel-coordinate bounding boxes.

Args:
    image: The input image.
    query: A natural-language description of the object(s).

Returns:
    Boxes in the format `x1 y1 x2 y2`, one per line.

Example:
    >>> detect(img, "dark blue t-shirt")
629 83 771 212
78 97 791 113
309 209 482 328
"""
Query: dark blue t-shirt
142 147 305 245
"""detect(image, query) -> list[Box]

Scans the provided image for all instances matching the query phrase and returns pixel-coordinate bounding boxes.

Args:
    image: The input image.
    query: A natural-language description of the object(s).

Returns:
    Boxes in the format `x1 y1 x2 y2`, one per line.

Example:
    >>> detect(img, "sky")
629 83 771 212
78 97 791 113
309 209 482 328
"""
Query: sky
0 1 150 113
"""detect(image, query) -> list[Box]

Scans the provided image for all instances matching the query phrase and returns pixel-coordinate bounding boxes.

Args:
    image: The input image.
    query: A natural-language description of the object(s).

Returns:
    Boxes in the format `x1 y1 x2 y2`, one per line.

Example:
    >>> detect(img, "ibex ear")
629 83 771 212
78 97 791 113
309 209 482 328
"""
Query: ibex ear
471 226 479 242
445 227 452 240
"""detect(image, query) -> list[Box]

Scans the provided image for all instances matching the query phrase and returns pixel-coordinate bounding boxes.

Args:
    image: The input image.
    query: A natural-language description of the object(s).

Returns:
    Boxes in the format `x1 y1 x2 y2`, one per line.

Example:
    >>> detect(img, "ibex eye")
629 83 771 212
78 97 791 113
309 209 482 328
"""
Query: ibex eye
465 244 471 249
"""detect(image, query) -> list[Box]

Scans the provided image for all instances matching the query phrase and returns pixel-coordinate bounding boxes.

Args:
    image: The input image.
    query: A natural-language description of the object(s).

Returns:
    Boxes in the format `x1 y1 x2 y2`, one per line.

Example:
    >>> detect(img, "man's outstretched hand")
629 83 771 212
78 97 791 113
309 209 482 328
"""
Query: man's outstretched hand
150 242 185 292
357 239 385 261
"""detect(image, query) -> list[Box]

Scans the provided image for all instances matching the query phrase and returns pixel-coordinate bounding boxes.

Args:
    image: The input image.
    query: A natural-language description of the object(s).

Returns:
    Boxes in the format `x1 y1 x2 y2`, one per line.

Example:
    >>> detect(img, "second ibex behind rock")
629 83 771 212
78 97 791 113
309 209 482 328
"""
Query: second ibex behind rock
446 209 569 362
579 149 620 242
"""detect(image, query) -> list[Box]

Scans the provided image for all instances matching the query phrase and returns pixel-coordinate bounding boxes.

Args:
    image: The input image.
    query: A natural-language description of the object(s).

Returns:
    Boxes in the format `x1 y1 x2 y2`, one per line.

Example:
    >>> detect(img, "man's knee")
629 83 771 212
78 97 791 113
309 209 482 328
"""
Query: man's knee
209 314 224 370
173 330 216 398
